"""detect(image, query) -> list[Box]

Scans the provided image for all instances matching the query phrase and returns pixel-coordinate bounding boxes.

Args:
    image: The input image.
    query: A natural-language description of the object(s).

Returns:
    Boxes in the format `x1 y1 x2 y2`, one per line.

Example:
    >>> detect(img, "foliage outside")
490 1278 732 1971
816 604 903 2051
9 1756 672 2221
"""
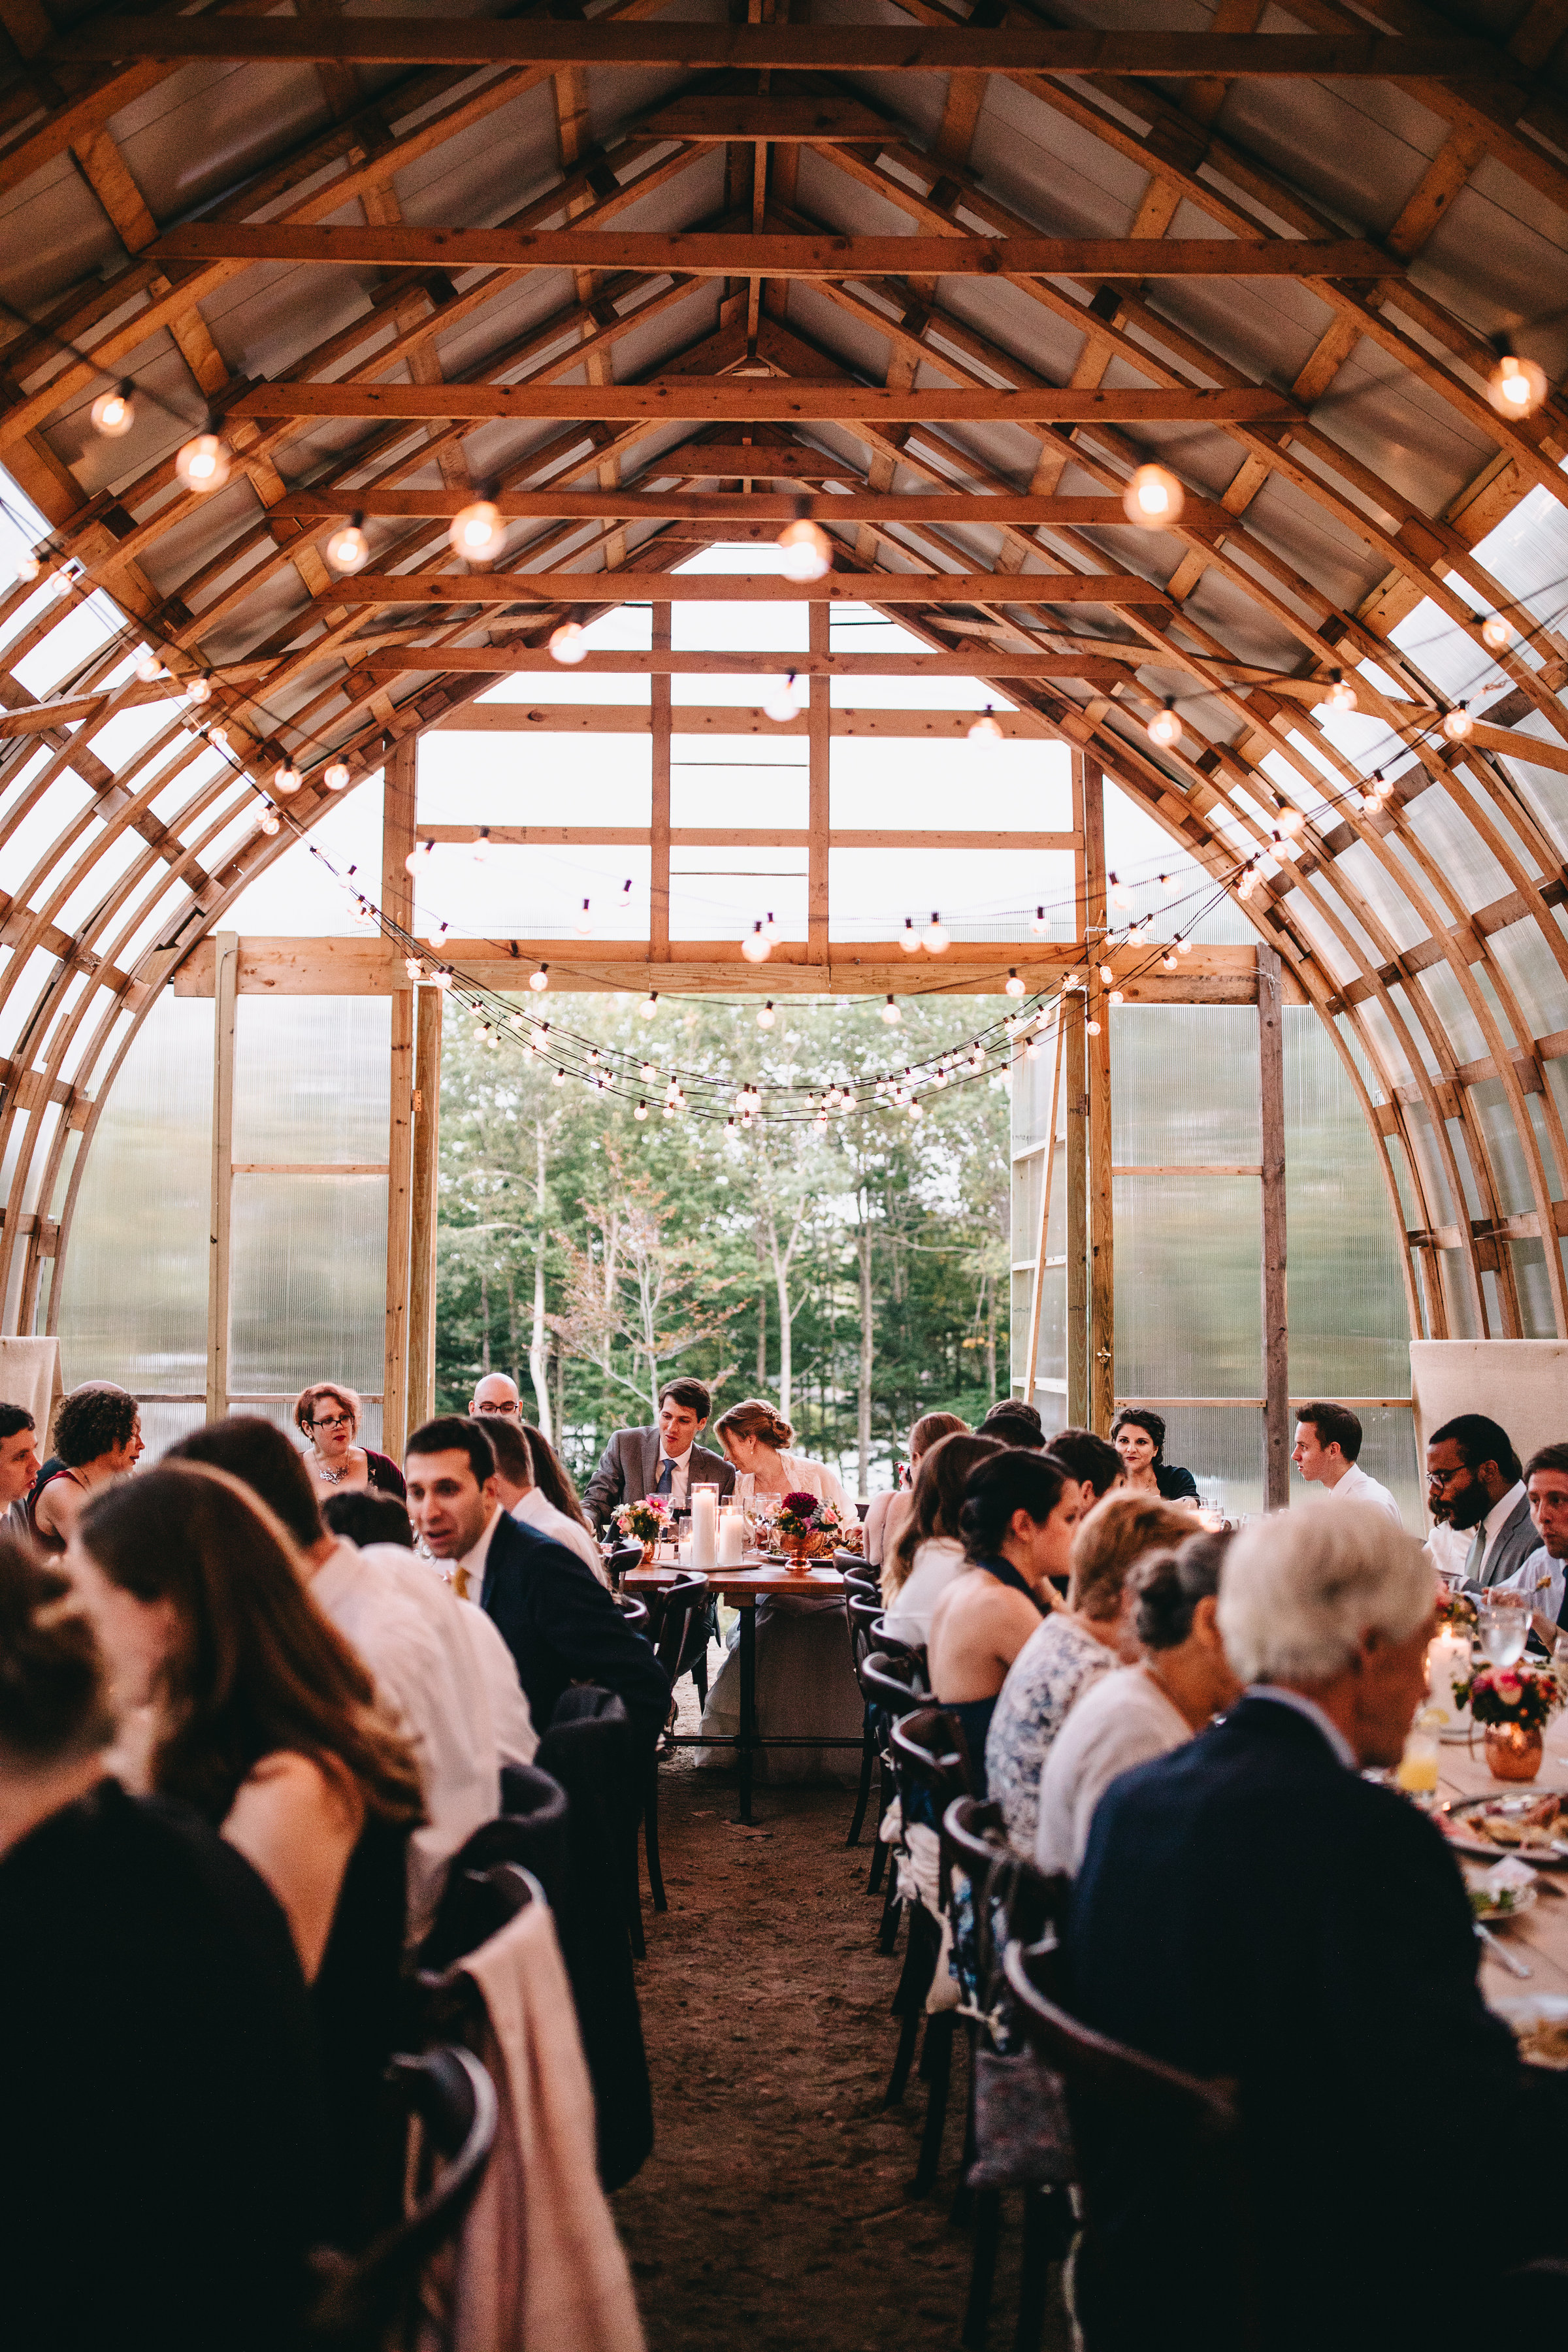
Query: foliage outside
434 992 1012 1495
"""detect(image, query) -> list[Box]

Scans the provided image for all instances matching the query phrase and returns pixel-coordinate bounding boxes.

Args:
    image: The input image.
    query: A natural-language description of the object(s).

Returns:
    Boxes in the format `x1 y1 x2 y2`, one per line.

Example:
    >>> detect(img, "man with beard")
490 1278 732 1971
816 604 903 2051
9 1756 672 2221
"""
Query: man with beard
1425 1413 1535 1592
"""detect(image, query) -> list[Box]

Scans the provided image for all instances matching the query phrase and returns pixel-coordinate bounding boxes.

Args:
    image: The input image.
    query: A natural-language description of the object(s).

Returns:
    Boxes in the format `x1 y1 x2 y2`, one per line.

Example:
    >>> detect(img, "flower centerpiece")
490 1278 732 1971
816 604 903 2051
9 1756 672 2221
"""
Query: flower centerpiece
613 1495 670 1563
773 1491 848 1564
1435 1586 1478 1635
1454 1663 1560 1782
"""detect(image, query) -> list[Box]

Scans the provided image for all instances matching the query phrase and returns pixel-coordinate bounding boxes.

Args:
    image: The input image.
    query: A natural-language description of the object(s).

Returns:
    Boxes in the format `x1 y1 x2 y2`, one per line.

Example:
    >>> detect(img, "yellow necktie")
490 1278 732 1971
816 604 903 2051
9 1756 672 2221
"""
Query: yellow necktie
451 1561 471 1600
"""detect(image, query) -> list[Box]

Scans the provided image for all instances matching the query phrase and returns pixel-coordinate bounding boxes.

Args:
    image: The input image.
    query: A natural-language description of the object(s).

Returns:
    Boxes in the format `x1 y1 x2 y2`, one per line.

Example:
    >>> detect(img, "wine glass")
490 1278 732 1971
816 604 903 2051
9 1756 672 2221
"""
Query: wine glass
1478 1591 1530 1668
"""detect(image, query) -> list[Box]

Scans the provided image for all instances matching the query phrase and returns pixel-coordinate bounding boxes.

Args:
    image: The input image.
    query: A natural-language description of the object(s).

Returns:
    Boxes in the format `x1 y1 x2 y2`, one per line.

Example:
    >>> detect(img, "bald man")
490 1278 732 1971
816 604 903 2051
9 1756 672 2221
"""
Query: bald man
469 1372 521 1419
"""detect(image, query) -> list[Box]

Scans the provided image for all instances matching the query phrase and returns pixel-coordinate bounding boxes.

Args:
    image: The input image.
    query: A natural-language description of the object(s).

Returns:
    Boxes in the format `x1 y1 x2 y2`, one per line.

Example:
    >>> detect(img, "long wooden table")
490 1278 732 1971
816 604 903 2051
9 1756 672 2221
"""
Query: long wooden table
1437 1727 1568 2002
623 1558 851 1823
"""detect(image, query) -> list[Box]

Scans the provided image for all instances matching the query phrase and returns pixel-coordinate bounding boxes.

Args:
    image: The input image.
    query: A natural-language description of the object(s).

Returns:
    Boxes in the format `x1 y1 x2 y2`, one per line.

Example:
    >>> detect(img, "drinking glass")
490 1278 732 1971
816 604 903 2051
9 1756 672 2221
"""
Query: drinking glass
1478 1592 1530 1668
1552 1632 1568 1707
1394 1709 1442 1804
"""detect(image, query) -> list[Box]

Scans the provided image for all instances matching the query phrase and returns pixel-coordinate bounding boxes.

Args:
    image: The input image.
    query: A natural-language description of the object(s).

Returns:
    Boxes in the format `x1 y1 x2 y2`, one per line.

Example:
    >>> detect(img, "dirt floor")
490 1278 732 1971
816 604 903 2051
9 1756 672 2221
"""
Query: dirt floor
611 1656 1073 2352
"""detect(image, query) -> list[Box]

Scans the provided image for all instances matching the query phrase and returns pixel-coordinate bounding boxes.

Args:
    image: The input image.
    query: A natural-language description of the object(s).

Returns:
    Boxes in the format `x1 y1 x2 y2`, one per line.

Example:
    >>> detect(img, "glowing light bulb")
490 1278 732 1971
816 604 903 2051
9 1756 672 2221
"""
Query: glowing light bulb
1275 806 1305 838
404 841 432 875
327 513 369 573
968 707 1004 747
923 913 949 954
635 1100 648 1120
185 674 211 705
552 1066 566 1086
529 964 549 992
757 1000 776 1029
1162 949 1177 970
764 672 803 723
1099 964 1114 986
1147 702 1181 749
1441 704 1474 743
323 760 351 789
135 653 163 683
91 381 135 438
1480 613 1515 653
259 809 280 835
450 499 504 561
1109 988 1124 1007
908 1100 923 1121
15 551 40 582
1487 351 1546 419
1122 463 1184 527
210 727 231 751
433 970 451 991
274 762 301 794
472 829 489 866
549 622 587 664
1128 924 1147 947
1109 874 1132 910
1086 1017 1102 1035
761 911 779 945
777 517 831 581
1177 935 1193 955
175 433 229 493
1005 970 1025 1000
1324 670 1358 712
1031 906 1050 938
574 898 592 936
742 922 771 964
900 918 921 954
881 996 901 1025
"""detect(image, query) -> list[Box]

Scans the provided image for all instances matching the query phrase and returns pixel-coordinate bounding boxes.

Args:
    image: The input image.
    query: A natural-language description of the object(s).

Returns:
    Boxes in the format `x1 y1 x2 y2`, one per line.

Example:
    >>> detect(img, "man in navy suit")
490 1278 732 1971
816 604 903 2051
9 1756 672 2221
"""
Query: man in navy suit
1066 1499 1568 2352
405 1416 670 1750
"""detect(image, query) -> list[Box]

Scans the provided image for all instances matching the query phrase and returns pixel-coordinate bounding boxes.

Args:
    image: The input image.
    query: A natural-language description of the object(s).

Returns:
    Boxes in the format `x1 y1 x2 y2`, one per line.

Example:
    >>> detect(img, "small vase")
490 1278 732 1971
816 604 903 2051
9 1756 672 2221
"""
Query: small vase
784 1535 811 1568
639 1539 655 1567
1484 1722 1544 1782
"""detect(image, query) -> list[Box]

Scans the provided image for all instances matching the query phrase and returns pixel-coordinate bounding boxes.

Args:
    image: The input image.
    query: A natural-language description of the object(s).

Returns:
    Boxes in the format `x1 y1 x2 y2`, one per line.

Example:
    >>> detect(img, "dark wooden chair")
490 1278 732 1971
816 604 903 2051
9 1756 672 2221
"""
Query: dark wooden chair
418 1771 569 1972
603 1541 644 1590
857 1647 930 1922
845 1596 924 1857
883 1707 975 2142
638 1570 710 1915
612 1589 650 1634
306 2045 498 2351
1003 1936 1259 2352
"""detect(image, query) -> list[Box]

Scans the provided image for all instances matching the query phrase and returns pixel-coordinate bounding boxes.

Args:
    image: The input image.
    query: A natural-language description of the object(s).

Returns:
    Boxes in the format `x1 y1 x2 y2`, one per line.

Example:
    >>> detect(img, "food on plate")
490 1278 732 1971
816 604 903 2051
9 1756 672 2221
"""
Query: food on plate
1515 2017 1568 2069
1458 1794 1563 1849
1469 1884 1522 1919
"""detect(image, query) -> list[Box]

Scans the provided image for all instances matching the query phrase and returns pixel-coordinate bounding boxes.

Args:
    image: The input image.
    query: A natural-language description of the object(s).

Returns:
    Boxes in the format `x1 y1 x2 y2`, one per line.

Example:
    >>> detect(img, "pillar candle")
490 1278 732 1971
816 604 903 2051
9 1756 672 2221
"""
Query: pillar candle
1426 1628 1471 1731
718 1505 745 1566
690 1483 719 1569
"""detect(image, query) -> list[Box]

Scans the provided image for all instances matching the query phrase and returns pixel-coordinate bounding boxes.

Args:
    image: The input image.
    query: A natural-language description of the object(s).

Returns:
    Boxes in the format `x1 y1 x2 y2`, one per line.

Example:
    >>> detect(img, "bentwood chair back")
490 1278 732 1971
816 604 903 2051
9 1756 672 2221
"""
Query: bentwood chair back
638 1571 709 1915
419 1778 569 1970
880 1708 978 2151
612 1590 651 1635
1002 1938 1259 2352
604 1542 644 1591
306 2046 498 2349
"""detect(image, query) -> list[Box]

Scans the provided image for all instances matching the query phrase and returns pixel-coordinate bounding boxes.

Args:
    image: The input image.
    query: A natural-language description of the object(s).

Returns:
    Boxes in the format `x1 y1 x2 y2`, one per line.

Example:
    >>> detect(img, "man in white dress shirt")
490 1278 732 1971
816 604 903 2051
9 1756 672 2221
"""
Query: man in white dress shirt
1426 1414 1535 1593
482 1414 608 1583
1291 1403 1403 1525
1493 1444 1568 1632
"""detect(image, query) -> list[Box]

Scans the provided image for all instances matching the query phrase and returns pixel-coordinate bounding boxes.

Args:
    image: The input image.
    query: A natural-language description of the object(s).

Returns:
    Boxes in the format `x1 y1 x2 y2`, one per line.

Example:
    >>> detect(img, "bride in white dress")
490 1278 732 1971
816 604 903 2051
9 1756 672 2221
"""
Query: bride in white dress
696 1398 865 1783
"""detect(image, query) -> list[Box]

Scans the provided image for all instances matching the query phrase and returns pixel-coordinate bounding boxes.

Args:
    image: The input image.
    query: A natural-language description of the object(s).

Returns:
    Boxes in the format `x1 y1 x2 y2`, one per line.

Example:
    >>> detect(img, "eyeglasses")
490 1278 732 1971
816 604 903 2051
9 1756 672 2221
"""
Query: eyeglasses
310 1413 353 1433
474 1400 518 1416
1426 1466 1470 1491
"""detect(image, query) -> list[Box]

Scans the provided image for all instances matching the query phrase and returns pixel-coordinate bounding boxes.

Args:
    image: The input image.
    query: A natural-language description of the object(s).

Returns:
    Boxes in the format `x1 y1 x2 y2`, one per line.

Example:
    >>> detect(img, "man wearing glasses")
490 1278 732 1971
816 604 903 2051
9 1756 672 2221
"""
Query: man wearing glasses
469 1373 521 1419
1425 1413 1535 1592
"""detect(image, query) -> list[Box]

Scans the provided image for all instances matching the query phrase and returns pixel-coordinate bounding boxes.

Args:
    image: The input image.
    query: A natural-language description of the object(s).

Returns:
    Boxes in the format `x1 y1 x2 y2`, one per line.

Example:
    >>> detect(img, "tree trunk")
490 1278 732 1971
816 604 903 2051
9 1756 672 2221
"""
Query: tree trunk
985 1269 998 1403
755 1227 768 1384
857 1214 874 1501
553 1348 565 1450
506 1271 521 1393
528 1121 553 1439
480 1264 491 1374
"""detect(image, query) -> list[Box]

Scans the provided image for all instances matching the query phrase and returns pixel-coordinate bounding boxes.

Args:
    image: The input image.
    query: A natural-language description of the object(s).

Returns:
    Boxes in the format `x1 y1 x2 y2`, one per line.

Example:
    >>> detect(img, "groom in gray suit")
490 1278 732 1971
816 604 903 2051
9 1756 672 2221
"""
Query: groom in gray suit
582 1377 736 1530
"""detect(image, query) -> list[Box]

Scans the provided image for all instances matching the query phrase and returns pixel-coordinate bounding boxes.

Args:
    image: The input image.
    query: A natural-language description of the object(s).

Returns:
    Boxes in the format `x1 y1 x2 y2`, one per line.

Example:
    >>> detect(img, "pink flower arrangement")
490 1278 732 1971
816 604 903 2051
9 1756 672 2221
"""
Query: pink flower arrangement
1455 1663 1559 1733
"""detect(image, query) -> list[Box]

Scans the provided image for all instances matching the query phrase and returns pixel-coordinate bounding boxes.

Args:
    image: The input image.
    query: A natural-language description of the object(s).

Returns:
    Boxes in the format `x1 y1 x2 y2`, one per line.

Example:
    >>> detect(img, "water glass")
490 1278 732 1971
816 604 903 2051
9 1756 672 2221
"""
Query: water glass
1553 1632 1568 1706
1478 1591 1530 1668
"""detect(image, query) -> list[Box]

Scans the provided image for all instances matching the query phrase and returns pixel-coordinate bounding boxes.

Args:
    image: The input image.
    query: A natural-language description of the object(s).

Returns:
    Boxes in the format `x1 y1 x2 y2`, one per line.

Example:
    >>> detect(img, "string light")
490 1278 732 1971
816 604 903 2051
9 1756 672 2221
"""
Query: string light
1109 874 1132 910
638 989 659 1021
327 512 369 574
1177 935 1193 955
1441 704 1475 742
449 498 504 561
175 433 230 493
1099 964 1114 986
881 995 901 1025
1324 670 1358 711
923 912 949 953
529 962 549 992
1275 806 1305 838
742 921 771 963
549 622 587 664
275 762 302 793
1109 988 1124 1007
90 381 135 438
635 1100 647 1120
1486 349 1547 419
210 727 231 751
135 653 163 682
761 910 779 945
763 672 803 723
432 970 451 991
574 898 592 936
777 516 832 581
185 675 211 705
968 706 1003 747
404 840 433 875
323 760 351 789
552 1066 567 1086
1162 949 1177 970
1122 463 1184 527
900 918 922 954
1031 906 1051 938
1086 1017 1102 1035
1147 700 1181 749
14 549 40 583
471 828 490 866
259 809 280 835
1480 612 1515 653
757 1000 776 1028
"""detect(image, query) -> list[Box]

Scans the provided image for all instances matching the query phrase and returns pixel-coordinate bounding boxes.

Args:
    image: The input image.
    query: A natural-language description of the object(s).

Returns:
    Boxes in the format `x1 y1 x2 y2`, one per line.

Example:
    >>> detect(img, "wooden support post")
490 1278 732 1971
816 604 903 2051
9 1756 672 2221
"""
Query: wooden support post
808 602 830 964
407 985 444 1429
1258 944 1290 1508
651 604 671 959
1079 755 1115 1433
382 739 417 1458
205 930 238 1422
1022 1011 1064 1407
1066 992 1088 1429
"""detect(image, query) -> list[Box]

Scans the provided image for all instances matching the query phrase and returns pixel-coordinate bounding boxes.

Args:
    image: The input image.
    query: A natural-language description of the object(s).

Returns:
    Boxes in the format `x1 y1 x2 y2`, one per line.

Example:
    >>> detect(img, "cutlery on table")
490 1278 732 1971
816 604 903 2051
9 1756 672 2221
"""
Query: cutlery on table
1475 1920 1532 1978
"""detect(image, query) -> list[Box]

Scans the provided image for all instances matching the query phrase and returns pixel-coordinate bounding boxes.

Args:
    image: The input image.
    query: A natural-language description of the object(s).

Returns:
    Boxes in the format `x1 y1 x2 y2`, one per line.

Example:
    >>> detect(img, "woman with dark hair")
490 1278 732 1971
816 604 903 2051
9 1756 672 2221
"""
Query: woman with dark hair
1111 1405 1200 1507
294 1380 406 1503
522 1421 595 1535
881 1431 1002 1644
68 1463 424 2236
1035 1527 1243 1874
0 1536 323 2350
865 1410 968 1569
926 1450 1083 1797
29 1382 142 1552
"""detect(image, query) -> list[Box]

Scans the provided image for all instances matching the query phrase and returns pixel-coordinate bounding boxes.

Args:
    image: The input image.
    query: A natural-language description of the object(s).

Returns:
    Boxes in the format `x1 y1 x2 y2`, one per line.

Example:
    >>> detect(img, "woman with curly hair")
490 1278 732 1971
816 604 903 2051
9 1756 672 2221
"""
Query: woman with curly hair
68 1461 424 2239
29 1381 143 1552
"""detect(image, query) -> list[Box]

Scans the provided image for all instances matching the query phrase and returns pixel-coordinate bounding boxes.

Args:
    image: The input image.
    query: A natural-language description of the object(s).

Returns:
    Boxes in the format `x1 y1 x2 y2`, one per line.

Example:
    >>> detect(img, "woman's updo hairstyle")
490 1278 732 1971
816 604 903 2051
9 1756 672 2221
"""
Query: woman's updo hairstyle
0 1537 114 1766
957 1448 1071 1563
715 1397 794 1452
1132 1526 1235 1651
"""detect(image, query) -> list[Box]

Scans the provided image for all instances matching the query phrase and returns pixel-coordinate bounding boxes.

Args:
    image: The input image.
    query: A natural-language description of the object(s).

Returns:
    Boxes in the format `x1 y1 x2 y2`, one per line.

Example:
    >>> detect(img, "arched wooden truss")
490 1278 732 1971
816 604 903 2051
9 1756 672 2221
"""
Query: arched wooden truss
2 2 1567 1349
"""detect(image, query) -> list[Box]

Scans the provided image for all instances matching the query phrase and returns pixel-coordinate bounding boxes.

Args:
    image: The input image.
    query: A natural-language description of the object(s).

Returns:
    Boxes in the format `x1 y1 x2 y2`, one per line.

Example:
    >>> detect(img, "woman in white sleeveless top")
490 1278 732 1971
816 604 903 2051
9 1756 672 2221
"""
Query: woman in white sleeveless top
696 1399 862 1783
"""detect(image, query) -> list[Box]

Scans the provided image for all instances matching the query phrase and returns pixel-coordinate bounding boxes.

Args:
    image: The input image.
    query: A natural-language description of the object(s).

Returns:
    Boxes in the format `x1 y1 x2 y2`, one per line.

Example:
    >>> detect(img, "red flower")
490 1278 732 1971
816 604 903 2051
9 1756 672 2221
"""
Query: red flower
782 1491 819 1515
1493 1671 1524 1705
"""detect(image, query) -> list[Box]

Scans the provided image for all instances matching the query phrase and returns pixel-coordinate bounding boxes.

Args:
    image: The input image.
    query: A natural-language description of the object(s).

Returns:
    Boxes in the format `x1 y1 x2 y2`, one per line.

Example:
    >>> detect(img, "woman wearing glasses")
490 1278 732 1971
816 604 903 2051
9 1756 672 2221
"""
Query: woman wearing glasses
293 1383 407 1503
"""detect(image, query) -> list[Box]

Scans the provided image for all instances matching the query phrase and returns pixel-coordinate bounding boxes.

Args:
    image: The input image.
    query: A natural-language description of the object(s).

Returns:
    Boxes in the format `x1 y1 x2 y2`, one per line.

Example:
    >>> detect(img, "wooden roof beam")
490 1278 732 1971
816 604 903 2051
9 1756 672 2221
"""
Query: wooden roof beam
231 382 1297 425
321 568 1171 607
